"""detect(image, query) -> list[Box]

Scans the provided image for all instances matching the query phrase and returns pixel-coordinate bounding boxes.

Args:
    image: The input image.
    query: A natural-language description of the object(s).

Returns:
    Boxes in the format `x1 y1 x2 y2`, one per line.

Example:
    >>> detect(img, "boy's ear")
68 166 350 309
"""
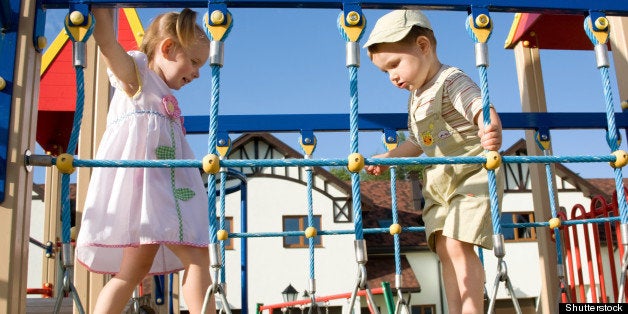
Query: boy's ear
415 36 431 53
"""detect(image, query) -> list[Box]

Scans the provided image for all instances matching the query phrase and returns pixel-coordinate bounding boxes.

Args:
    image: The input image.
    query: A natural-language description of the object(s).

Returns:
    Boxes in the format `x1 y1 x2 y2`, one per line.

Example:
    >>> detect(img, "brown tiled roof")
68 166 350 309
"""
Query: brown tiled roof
365 255 421 292
360 180 428 252
587 178 628 198
360 180 419 213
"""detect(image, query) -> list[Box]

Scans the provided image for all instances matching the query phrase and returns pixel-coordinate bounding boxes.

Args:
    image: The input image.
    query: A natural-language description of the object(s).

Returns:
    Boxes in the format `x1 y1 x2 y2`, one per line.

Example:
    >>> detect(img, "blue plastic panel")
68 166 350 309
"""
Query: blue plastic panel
182 112 628 134
40 0 628 16
0 0 19 204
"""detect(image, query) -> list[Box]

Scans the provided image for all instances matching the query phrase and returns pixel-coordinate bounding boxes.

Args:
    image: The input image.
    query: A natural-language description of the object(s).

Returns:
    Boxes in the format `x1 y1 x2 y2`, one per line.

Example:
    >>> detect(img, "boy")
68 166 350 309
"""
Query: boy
363 9 503 314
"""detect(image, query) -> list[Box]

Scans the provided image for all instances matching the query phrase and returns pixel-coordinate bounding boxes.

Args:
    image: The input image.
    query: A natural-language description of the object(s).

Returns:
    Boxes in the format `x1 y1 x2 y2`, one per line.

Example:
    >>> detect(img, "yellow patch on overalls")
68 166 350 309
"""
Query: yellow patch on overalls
421 131 434 146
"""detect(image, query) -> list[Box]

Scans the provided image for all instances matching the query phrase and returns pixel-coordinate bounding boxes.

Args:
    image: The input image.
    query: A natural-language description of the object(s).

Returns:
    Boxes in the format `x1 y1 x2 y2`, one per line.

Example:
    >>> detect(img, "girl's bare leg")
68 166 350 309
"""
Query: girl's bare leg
93 244 159 314
168 244 214 314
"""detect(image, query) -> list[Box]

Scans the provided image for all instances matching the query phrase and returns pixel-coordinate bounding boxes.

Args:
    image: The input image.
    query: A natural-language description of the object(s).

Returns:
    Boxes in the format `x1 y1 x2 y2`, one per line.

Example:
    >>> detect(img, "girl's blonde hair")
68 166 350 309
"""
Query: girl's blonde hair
140 8 208 61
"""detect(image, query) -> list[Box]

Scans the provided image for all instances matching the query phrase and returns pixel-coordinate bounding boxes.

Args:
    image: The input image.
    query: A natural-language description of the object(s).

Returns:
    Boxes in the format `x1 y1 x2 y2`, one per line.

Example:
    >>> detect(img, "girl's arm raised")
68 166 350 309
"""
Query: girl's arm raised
92 8 140 96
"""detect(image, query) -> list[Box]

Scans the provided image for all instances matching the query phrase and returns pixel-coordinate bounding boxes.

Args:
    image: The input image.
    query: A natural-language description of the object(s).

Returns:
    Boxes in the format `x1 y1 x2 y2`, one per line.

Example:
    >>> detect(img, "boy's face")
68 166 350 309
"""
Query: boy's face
369 37 432 92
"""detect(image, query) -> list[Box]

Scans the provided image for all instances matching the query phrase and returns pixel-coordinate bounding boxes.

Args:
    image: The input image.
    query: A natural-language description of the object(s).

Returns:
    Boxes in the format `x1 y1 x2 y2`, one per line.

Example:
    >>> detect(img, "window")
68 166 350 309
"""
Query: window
283 215 322 248
218 216 234 250
500 212 536 242
411 304 436 314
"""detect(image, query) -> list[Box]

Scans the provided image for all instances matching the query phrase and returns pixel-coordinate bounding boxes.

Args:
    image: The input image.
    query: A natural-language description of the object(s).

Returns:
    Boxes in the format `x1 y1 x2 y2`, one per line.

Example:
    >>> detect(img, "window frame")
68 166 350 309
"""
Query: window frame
217 216 235 250
282 215 323 248
501 211 537 242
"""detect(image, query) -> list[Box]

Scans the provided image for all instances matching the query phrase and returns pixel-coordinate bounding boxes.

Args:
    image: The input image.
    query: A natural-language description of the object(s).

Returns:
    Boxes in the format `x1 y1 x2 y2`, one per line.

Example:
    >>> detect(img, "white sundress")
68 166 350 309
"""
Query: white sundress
76 51 210 275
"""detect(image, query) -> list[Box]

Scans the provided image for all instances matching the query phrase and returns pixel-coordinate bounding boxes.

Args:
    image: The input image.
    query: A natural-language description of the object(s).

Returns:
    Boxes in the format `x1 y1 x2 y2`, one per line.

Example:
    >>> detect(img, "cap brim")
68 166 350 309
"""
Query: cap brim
363 26 413 48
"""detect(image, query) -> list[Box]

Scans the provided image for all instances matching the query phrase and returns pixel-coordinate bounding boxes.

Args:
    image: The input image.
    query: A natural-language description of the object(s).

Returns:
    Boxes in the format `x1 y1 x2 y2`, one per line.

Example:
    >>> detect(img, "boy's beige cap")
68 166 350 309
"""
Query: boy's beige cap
363 10 432 48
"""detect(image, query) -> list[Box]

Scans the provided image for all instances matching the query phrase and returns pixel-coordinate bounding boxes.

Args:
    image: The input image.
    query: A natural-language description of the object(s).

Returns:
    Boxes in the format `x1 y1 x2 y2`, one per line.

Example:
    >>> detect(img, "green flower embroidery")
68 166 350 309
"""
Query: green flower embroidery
156 132 194 241
156 146 175 159
174 188 195 201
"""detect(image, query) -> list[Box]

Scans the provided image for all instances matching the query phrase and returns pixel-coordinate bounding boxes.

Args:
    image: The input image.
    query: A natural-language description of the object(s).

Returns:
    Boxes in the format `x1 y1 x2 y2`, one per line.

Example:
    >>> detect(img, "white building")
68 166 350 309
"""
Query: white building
27 134 623 314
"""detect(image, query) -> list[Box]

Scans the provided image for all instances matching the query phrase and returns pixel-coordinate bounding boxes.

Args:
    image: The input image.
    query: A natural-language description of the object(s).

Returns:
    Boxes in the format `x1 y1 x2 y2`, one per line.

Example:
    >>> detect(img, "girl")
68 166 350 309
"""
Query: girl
76 8 215 314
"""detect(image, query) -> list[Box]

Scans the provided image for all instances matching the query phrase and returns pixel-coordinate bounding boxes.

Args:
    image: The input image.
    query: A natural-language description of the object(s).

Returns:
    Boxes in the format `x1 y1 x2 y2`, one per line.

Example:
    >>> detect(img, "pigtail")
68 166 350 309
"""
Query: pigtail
176 8 203 51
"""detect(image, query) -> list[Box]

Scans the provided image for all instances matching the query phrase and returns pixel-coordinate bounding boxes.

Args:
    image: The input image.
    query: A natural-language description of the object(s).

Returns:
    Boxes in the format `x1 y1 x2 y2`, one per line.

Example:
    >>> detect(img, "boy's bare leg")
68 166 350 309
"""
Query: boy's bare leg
435 232 485 314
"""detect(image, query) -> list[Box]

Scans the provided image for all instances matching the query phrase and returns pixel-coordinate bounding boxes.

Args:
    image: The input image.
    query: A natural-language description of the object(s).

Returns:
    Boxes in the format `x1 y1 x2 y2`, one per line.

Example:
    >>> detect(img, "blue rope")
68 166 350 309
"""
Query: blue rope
466 15 501 235
544 162 563 264
504 215 621 228
60 14 95 244
206 65 221 244
220 170 227 283
227 226 427 238
534 133 565 265
340 18 365 240
348 66 360 155
306 167 315 280
389 167 402 277
62 153 620 169
583 16 628 224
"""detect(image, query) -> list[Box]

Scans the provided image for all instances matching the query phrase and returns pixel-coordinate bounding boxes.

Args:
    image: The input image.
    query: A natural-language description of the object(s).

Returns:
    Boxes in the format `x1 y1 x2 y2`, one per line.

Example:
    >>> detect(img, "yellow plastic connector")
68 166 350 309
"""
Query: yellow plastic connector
55 153 75 174
37 36 48 51
475 14 490 28
338 12 366 42
69 11 84 25
484 151 502 170
595 17 609 31
586 15 609 45
467 14 492 43
389 223 402 235
65 12 93 42
305 227 317 238
345 11 361 26
610 150 628 168
548 217 561 229
217 229 229 241
202 154 221 174
203 11 232 42
210 10 225 24
347 153 365 173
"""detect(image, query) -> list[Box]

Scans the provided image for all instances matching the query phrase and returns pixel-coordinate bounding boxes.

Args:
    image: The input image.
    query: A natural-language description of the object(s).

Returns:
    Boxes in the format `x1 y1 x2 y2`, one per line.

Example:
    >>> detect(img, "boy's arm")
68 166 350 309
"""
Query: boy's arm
365 141 423 176
475 107 502 151
384 140 423 158
92 8 140 96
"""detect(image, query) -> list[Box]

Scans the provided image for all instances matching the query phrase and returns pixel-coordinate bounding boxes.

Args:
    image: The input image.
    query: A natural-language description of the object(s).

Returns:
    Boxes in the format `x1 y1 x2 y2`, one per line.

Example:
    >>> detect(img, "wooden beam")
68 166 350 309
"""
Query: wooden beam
513 41 560 314
610 16 628 110
0 0 40 312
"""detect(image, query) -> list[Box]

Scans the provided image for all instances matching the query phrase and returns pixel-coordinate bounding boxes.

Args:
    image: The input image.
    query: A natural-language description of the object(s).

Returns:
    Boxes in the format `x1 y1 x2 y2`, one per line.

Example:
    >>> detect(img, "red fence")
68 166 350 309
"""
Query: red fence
560 188 628 302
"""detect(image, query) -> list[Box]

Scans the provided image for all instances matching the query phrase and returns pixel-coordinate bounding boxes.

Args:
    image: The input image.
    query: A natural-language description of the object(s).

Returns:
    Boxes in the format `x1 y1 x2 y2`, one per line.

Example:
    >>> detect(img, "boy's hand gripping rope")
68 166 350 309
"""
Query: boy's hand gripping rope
584 12 628 303
466 9 521 313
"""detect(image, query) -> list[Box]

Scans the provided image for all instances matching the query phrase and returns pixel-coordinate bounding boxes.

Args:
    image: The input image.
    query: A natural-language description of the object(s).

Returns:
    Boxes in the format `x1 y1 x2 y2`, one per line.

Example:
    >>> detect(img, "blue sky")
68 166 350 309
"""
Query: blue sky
40 7 626 180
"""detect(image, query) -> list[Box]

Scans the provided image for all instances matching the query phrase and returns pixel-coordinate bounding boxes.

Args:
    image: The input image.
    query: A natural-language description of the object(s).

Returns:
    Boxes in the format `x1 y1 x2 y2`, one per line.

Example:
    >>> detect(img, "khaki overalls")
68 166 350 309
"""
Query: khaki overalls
409 67 503 251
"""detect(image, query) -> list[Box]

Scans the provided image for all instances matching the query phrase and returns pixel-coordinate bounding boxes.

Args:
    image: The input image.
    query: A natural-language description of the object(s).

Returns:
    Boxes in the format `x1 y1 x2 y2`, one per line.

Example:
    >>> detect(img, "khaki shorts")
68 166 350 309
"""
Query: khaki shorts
422 162 504 252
